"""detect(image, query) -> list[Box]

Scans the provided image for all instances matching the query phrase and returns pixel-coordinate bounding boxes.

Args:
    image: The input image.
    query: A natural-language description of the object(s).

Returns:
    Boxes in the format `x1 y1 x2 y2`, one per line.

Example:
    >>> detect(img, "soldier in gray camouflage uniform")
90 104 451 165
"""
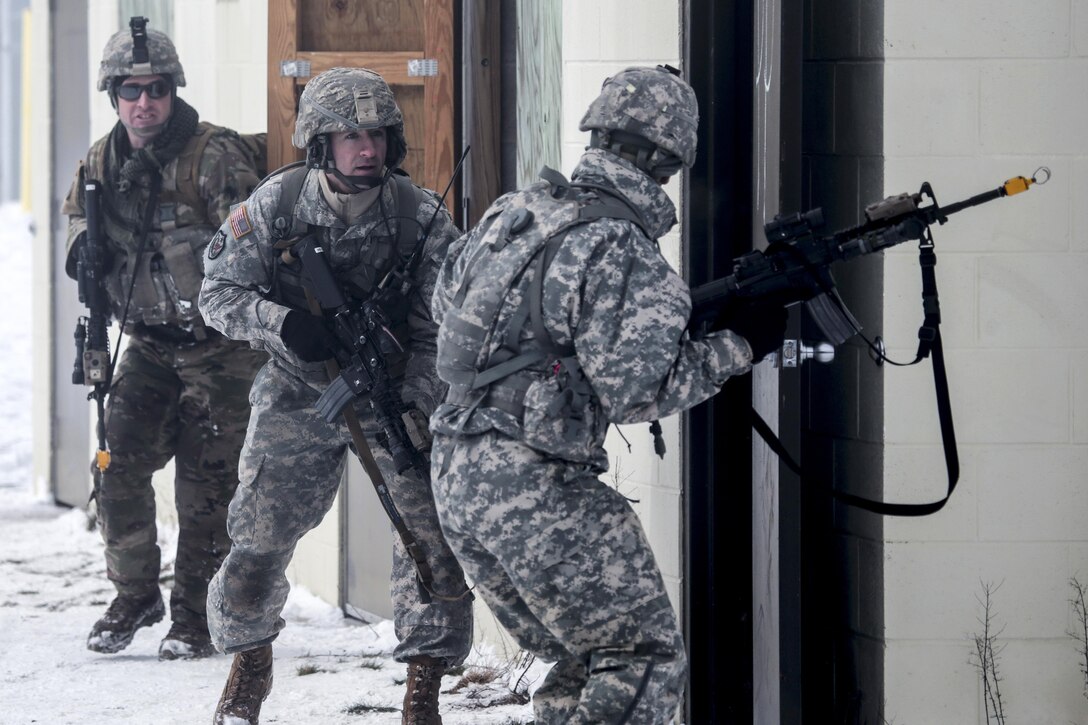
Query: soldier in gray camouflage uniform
430 65 786 723
62 19 266 662
198 67 472 725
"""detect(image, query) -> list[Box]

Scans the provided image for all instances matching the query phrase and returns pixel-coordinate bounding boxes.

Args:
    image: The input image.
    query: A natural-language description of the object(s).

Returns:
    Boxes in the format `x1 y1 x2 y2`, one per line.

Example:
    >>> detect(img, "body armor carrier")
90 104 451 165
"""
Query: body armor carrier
87 123 226 331
266 166 423 375
437 168 651 463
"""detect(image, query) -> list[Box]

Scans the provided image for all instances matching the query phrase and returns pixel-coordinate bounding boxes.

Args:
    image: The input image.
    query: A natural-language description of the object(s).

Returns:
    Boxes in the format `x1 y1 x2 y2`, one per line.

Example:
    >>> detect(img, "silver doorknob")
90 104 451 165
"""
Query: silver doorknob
776 339 835 368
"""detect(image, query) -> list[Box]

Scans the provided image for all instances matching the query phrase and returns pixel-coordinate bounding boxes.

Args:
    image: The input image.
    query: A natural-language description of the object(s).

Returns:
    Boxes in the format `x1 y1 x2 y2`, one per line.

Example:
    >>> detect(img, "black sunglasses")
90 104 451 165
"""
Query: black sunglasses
115 79 171 101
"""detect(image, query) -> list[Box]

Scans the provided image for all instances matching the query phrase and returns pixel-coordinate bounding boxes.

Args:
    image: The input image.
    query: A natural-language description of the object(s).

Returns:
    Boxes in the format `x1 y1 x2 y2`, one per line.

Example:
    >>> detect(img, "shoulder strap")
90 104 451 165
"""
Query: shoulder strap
392 171 422 255
173 122 217 219
571 180 652 238
270 165 310 241
539 166 573 198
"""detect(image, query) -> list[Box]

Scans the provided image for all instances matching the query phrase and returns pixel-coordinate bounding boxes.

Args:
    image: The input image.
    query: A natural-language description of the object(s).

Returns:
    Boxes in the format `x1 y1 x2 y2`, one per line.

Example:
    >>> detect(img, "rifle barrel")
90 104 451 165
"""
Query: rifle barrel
935 186 1005 220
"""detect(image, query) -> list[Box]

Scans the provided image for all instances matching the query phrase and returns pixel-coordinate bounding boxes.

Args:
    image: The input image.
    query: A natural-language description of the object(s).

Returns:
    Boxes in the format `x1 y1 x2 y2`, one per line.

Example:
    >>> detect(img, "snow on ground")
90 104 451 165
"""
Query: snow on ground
0 203 541 724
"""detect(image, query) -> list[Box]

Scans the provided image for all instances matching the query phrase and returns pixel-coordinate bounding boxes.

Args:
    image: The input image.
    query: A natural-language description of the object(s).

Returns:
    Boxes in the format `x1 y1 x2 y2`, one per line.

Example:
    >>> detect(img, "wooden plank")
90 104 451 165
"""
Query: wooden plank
268 0 303 170
299 0 424 52
424 0 455 205
462 0 502 229
295 51 425 86
267 0 455 203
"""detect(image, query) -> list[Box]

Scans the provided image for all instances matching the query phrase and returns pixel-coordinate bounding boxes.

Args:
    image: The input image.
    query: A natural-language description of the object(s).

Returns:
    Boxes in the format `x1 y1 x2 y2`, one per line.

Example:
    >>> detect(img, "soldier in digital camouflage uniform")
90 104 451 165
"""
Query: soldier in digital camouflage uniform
198 67 472 725
62 19 266 662
430 65 787 723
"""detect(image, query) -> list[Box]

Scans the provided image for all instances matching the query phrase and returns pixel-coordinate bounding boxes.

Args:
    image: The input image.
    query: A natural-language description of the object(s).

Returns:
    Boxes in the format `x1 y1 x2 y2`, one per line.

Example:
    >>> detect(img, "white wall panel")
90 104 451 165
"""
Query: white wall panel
883 2 1088 721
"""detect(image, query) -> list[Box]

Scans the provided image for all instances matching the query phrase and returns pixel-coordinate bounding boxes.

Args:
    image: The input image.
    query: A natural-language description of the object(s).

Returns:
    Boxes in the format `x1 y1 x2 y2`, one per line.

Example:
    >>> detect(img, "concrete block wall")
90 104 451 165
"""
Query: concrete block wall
561 0 685 613
882 2 1088 722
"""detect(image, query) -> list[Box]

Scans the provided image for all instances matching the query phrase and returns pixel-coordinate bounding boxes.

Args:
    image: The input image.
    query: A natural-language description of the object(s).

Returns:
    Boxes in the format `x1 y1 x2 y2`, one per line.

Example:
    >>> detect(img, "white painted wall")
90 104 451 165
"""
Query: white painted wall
882 2 1088 722
29 0 52 501
561 0 686 616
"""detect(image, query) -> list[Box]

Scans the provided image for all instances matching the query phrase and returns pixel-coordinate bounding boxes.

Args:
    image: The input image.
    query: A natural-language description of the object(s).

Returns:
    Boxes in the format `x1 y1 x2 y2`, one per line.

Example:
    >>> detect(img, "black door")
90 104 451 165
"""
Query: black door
683 0 887 722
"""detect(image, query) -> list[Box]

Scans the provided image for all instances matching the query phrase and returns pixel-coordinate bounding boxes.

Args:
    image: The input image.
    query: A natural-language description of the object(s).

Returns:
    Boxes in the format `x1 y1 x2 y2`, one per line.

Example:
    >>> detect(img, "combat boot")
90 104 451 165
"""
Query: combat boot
213 645 273 725
86 590 165 653
159 621 217 660
402 657 445 725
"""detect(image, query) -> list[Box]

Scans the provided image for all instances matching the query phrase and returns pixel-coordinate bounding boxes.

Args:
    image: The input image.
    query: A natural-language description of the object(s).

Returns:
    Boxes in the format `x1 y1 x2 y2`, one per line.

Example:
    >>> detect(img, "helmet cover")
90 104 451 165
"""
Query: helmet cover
97 18 185 91
291 67 407 169
579 65 698 171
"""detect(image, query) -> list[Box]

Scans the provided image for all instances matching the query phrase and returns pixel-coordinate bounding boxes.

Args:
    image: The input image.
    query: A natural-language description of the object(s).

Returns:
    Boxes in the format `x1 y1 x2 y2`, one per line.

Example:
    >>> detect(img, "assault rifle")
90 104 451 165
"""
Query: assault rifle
288 238 449 602
294 239 428 479
689 169 1051 346
693 169 1049 517
307 146 471 477
72 179 112 472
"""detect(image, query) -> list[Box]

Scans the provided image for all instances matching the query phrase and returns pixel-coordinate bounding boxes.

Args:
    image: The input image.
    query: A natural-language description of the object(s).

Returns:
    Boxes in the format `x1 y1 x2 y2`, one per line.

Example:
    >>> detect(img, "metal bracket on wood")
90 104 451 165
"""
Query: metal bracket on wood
280 60 312 78
407 59 439 77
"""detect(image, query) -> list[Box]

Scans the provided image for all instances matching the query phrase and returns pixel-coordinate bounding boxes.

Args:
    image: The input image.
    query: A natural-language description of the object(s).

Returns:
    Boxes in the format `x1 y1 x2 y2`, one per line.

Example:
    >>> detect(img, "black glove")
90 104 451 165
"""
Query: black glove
280 310 339 362
718 300 788 361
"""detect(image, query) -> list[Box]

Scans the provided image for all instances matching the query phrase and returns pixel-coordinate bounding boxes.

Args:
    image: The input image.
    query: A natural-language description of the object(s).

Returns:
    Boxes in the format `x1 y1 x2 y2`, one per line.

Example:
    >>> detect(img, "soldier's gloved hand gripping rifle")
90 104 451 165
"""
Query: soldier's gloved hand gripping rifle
286 149 471 602
691 168 1051 515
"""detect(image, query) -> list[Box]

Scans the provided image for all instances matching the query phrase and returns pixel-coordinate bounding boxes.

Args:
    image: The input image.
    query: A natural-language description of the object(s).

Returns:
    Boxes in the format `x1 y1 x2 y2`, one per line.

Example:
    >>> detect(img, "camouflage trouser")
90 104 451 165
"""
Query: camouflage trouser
207 361 472 665
431 432 687 725
96 332 264 632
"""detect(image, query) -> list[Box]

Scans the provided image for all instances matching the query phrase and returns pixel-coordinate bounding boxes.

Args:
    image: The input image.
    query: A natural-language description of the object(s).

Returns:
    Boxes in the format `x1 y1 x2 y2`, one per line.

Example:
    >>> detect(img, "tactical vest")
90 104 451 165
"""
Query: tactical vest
436 167 650 460
267 166 424 372
163 124 267 222
82 121 236 331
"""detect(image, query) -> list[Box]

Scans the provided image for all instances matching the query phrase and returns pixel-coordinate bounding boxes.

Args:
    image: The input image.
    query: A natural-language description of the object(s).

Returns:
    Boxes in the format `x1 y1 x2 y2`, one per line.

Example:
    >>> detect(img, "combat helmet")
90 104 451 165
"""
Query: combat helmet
292 67 408 185
579 64 698 179
97 17 185 101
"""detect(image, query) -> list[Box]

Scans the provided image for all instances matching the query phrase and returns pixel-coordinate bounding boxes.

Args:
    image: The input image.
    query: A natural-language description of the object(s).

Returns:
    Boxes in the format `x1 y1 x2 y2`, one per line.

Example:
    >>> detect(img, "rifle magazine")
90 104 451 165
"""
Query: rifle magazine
315 375 357 423
806 291 860 346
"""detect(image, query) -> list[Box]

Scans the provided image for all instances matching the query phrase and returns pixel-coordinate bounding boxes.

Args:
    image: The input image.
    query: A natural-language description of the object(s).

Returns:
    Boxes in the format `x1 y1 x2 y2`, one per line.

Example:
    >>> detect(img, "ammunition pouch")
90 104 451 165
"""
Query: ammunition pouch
520 357 604 463
104 224 216 328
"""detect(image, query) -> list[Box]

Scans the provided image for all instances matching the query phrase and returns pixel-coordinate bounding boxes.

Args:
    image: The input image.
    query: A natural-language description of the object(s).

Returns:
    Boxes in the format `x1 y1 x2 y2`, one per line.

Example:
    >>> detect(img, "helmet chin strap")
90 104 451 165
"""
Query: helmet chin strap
309 134 387 193
327 166 384 193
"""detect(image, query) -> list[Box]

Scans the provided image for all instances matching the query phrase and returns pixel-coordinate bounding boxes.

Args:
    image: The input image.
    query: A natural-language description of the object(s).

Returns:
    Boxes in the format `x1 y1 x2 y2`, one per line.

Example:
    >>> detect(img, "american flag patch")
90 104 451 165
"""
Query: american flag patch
229 204 253 239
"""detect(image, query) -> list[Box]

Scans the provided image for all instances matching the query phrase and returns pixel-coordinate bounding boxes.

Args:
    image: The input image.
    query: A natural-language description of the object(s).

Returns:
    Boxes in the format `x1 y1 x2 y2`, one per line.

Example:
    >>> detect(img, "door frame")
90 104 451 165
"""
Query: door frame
682 1 757 722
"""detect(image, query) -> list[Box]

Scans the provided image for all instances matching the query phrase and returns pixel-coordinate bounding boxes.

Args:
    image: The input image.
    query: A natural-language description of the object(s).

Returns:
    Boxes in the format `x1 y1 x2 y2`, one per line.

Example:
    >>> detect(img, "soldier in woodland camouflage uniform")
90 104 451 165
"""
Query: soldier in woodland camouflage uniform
430 65 787 723
62 20 266 660
198 67 472 725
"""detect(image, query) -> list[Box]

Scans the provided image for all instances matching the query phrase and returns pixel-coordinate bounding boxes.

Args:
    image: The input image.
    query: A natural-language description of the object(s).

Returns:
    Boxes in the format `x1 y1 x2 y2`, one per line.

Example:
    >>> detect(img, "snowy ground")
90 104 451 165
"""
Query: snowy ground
0 203 540 724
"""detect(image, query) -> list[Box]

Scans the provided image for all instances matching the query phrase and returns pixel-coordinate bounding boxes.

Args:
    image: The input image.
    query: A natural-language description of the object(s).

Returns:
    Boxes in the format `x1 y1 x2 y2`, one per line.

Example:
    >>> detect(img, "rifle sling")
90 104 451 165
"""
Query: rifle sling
750 236 959 517
751 337 957 516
